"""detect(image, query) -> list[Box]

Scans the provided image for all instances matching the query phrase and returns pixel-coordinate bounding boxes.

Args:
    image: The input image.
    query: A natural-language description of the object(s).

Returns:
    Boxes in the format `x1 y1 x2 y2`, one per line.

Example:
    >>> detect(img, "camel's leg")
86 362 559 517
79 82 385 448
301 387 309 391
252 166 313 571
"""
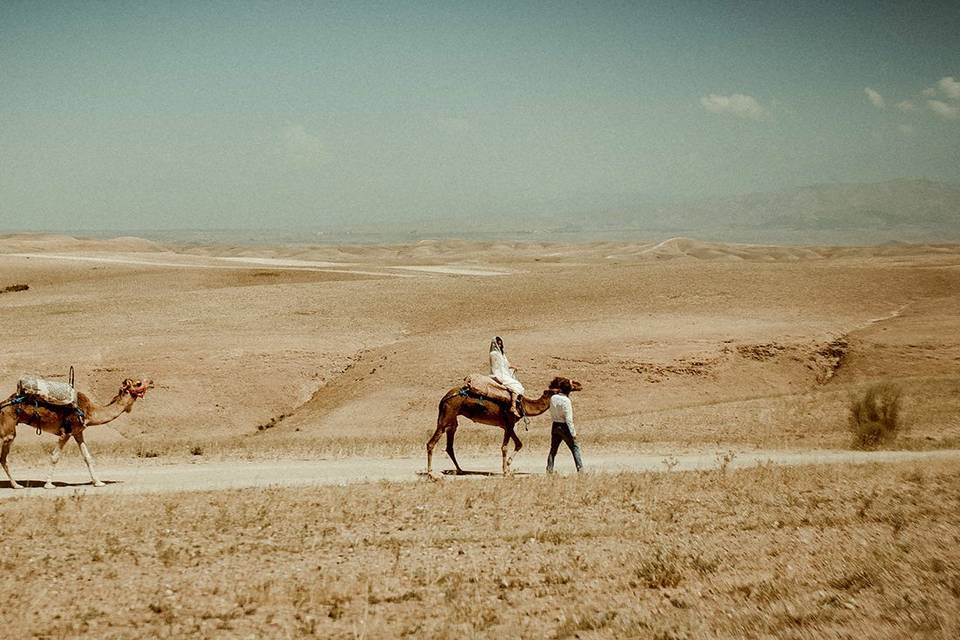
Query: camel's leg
445 426 464 474
426 425 444 475
43 434 72 489
502 426 523 475
509 426 523 452
1 432 23 490
500 429 511 475
73 432 105 487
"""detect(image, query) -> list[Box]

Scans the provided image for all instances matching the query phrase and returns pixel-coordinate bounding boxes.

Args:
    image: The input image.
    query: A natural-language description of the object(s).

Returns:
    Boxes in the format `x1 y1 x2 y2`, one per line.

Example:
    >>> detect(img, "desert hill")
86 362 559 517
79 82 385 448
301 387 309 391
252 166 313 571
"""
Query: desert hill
528 179 960 244
0 233 164 253
334 179 960 245
2 234 958 459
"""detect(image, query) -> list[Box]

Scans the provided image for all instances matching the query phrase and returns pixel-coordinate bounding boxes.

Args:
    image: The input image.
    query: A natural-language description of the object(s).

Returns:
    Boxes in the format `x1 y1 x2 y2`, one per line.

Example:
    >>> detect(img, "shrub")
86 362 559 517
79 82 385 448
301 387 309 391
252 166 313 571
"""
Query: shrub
848 383 903 449
635 548 683 589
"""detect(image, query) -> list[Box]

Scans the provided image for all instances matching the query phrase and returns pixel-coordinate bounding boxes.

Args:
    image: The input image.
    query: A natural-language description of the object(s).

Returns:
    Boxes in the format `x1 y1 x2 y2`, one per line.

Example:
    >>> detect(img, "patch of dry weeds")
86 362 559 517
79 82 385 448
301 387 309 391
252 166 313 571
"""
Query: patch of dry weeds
1 460 958 638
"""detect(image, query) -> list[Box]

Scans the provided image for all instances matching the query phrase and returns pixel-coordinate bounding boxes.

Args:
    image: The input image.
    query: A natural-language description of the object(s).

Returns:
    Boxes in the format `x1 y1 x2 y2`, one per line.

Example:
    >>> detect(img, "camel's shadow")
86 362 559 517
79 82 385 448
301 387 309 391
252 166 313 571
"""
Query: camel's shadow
442 469 530 477
1 479 122 489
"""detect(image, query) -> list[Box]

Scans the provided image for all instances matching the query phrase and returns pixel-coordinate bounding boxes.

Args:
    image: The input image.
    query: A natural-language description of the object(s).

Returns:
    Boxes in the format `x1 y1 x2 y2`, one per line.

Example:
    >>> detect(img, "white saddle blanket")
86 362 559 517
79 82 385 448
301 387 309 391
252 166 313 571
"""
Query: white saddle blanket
18 375 78 406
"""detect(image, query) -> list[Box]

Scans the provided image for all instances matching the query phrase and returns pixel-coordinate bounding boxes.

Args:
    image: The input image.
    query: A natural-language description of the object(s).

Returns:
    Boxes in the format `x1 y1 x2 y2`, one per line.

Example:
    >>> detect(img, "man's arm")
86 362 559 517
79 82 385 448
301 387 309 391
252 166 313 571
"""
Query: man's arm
562 396 576 437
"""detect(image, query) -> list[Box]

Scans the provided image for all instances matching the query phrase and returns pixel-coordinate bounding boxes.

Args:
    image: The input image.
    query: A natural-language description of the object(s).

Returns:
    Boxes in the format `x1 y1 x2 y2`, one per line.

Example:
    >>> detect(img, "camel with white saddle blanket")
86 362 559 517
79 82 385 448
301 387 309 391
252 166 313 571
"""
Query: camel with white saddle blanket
0 376 153 489
426 375 581 477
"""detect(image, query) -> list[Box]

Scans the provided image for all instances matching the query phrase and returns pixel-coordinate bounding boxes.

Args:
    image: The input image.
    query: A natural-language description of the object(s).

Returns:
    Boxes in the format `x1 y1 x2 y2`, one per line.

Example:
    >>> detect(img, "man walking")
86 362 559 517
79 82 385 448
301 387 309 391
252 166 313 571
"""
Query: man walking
546 377 583 473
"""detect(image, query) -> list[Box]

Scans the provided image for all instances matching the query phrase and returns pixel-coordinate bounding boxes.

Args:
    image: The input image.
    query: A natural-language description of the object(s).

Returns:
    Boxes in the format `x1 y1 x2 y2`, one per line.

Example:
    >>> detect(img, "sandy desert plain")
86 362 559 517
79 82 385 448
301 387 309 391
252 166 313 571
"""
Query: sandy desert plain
1 233 959 638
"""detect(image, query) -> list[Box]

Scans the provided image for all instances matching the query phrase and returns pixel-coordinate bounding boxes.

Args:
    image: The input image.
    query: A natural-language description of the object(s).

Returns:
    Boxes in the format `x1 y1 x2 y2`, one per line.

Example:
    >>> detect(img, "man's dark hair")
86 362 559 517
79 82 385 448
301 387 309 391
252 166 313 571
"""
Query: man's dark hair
556 378 572 394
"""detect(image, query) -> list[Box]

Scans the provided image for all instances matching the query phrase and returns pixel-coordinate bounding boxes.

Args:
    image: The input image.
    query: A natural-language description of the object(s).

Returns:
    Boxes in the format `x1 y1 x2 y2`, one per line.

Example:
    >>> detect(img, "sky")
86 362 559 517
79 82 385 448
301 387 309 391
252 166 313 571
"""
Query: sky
1 1 958 232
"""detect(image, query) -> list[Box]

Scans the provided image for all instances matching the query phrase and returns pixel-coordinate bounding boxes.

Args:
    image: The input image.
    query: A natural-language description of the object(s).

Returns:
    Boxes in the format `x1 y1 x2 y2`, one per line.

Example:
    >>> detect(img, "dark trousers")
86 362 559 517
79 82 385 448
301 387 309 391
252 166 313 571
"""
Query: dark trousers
547 422 583 472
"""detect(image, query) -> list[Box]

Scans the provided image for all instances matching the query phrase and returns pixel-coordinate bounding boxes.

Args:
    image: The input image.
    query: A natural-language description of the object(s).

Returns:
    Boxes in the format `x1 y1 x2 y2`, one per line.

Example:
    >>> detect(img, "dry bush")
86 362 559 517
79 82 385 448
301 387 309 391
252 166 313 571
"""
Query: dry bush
848 382 904 449
634 548 684 589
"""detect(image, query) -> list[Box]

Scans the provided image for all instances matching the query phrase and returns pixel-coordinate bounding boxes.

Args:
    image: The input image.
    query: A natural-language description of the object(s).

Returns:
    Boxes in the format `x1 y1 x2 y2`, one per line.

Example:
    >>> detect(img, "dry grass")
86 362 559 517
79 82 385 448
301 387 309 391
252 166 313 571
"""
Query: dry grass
2 460 958 638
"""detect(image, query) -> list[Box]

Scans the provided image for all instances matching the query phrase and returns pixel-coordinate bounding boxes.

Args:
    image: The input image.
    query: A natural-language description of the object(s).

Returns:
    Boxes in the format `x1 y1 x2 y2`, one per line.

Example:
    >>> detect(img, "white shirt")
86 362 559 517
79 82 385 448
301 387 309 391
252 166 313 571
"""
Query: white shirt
549 394 575 436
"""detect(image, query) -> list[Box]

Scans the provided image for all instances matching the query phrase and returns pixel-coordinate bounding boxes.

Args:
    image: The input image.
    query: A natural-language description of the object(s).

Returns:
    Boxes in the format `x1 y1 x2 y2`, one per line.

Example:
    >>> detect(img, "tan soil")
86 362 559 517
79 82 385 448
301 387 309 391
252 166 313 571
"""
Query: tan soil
3 235 960 638
2 236 959 464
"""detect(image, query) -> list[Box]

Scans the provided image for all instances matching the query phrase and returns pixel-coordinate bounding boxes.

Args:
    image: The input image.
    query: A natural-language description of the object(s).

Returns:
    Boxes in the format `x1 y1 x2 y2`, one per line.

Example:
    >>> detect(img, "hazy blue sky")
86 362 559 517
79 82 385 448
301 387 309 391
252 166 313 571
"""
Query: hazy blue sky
1 1 958 231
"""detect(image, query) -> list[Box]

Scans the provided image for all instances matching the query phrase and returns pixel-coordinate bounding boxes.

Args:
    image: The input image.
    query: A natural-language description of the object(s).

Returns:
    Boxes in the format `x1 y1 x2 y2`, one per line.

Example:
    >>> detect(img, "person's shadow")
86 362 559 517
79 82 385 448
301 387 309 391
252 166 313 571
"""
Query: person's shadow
0 479 121 489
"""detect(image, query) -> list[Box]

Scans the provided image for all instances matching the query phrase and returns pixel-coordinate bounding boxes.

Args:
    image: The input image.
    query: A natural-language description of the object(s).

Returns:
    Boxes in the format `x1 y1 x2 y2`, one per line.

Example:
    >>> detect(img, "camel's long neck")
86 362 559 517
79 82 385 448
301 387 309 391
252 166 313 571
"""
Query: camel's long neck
78 392 135 426
521 391 555 417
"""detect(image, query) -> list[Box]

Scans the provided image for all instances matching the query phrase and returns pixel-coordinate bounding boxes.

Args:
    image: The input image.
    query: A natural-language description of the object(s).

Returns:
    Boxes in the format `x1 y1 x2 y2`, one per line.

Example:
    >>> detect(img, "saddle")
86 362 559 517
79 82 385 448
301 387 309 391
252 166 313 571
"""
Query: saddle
462 374 513 404
14 372 85 436
18 375 78 407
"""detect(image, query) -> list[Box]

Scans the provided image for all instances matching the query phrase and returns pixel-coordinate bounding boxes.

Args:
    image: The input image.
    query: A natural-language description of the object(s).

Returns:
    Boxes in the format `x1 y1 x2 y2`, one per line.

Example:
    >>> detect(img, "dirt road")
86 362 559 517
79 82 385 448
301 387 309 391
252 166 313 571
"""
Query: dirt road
6 252 511 277
4 448 958 497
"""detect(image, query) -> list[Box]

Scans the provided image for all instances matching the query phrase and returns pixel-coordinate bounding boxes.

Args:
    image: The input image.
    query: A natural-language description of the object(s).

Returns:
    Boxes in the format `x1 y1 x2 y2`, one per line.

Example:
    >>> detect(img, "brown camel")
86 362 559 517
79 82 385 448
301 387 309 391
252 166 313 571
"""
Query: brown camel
0 378 153 489
426 376 582 477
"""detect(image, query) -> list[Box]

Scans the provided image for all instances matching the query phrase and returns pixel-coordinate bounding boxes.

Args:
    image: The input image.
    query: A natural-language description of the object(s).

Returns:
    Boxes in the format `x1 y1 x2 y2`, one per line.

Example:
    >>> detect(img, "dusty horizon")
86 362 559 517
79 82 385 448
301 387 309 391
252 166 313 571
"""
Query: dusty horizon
5 177 960 248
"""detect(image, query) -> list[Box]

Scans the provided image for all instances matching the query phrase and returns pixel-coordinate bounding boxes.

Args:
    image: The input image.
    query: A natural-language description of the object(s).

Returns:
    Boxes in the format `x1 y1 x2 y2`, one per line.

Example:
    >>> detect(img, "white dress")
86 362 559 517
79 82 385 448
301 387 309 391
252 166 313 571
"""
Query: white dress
489 339 525 396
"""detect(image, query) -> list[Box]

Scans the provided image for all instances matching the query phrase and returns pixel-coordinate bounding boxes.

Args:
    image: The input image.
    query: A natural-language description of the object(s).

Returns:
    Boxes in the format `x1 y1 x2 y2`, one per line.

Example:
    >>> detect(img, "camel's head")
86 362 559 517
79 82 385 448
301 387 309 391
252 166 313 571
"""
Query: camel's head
121 378 154 405
548 377 582 394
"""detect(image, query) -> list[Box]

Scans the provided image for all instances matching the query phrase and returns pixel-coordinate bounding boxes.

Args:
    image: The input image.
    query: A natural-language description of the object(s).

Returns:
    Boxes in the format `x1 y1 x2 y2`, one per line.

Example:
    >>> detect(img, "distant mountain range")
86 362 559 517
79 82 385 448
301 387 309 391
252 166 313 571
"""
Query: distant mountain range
509 179 960 244
34 179 960 247
315 179 960 245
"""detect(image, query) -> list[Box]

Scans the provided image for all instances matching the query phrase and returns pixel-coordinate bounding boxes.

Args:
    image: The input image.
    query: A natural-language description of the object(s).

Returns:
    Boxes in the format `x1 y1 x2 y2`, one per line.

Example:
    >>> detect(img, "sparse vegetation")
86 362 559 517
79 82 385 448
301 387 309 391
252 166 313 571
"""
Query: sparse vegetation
848 382 904 449
256 411 291 431
1 460 957 638
634 548 684 588
715 449 737 473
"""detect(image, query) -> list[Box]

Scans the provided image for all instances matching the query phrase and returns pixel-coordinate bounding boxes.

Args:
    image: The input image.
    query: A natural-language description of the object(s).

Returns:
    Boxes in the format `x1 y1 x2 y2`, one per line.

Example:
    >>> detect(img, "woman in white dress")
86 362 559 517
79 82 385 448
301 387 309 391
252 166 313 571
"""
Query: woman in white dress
489 336 524 417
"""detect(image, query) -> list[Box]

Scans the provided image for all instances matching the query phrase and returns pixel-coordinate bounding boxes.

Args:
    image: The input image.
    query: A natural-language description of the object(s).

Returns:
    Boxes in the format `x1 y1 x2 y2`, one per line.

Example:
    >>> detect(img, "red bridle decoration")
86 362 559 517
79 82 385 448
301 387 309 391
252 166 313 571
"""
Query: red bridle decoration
122 380 152 399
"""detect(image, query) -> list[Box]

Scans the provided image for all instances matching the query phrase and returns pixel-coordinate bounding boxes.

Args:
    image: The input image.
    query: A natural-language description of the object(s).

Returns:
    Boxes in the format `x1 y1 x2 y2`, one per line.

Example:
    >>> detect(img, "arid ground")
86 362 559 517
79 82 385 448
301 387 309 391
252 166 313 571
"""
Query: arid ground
1 234 959 638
